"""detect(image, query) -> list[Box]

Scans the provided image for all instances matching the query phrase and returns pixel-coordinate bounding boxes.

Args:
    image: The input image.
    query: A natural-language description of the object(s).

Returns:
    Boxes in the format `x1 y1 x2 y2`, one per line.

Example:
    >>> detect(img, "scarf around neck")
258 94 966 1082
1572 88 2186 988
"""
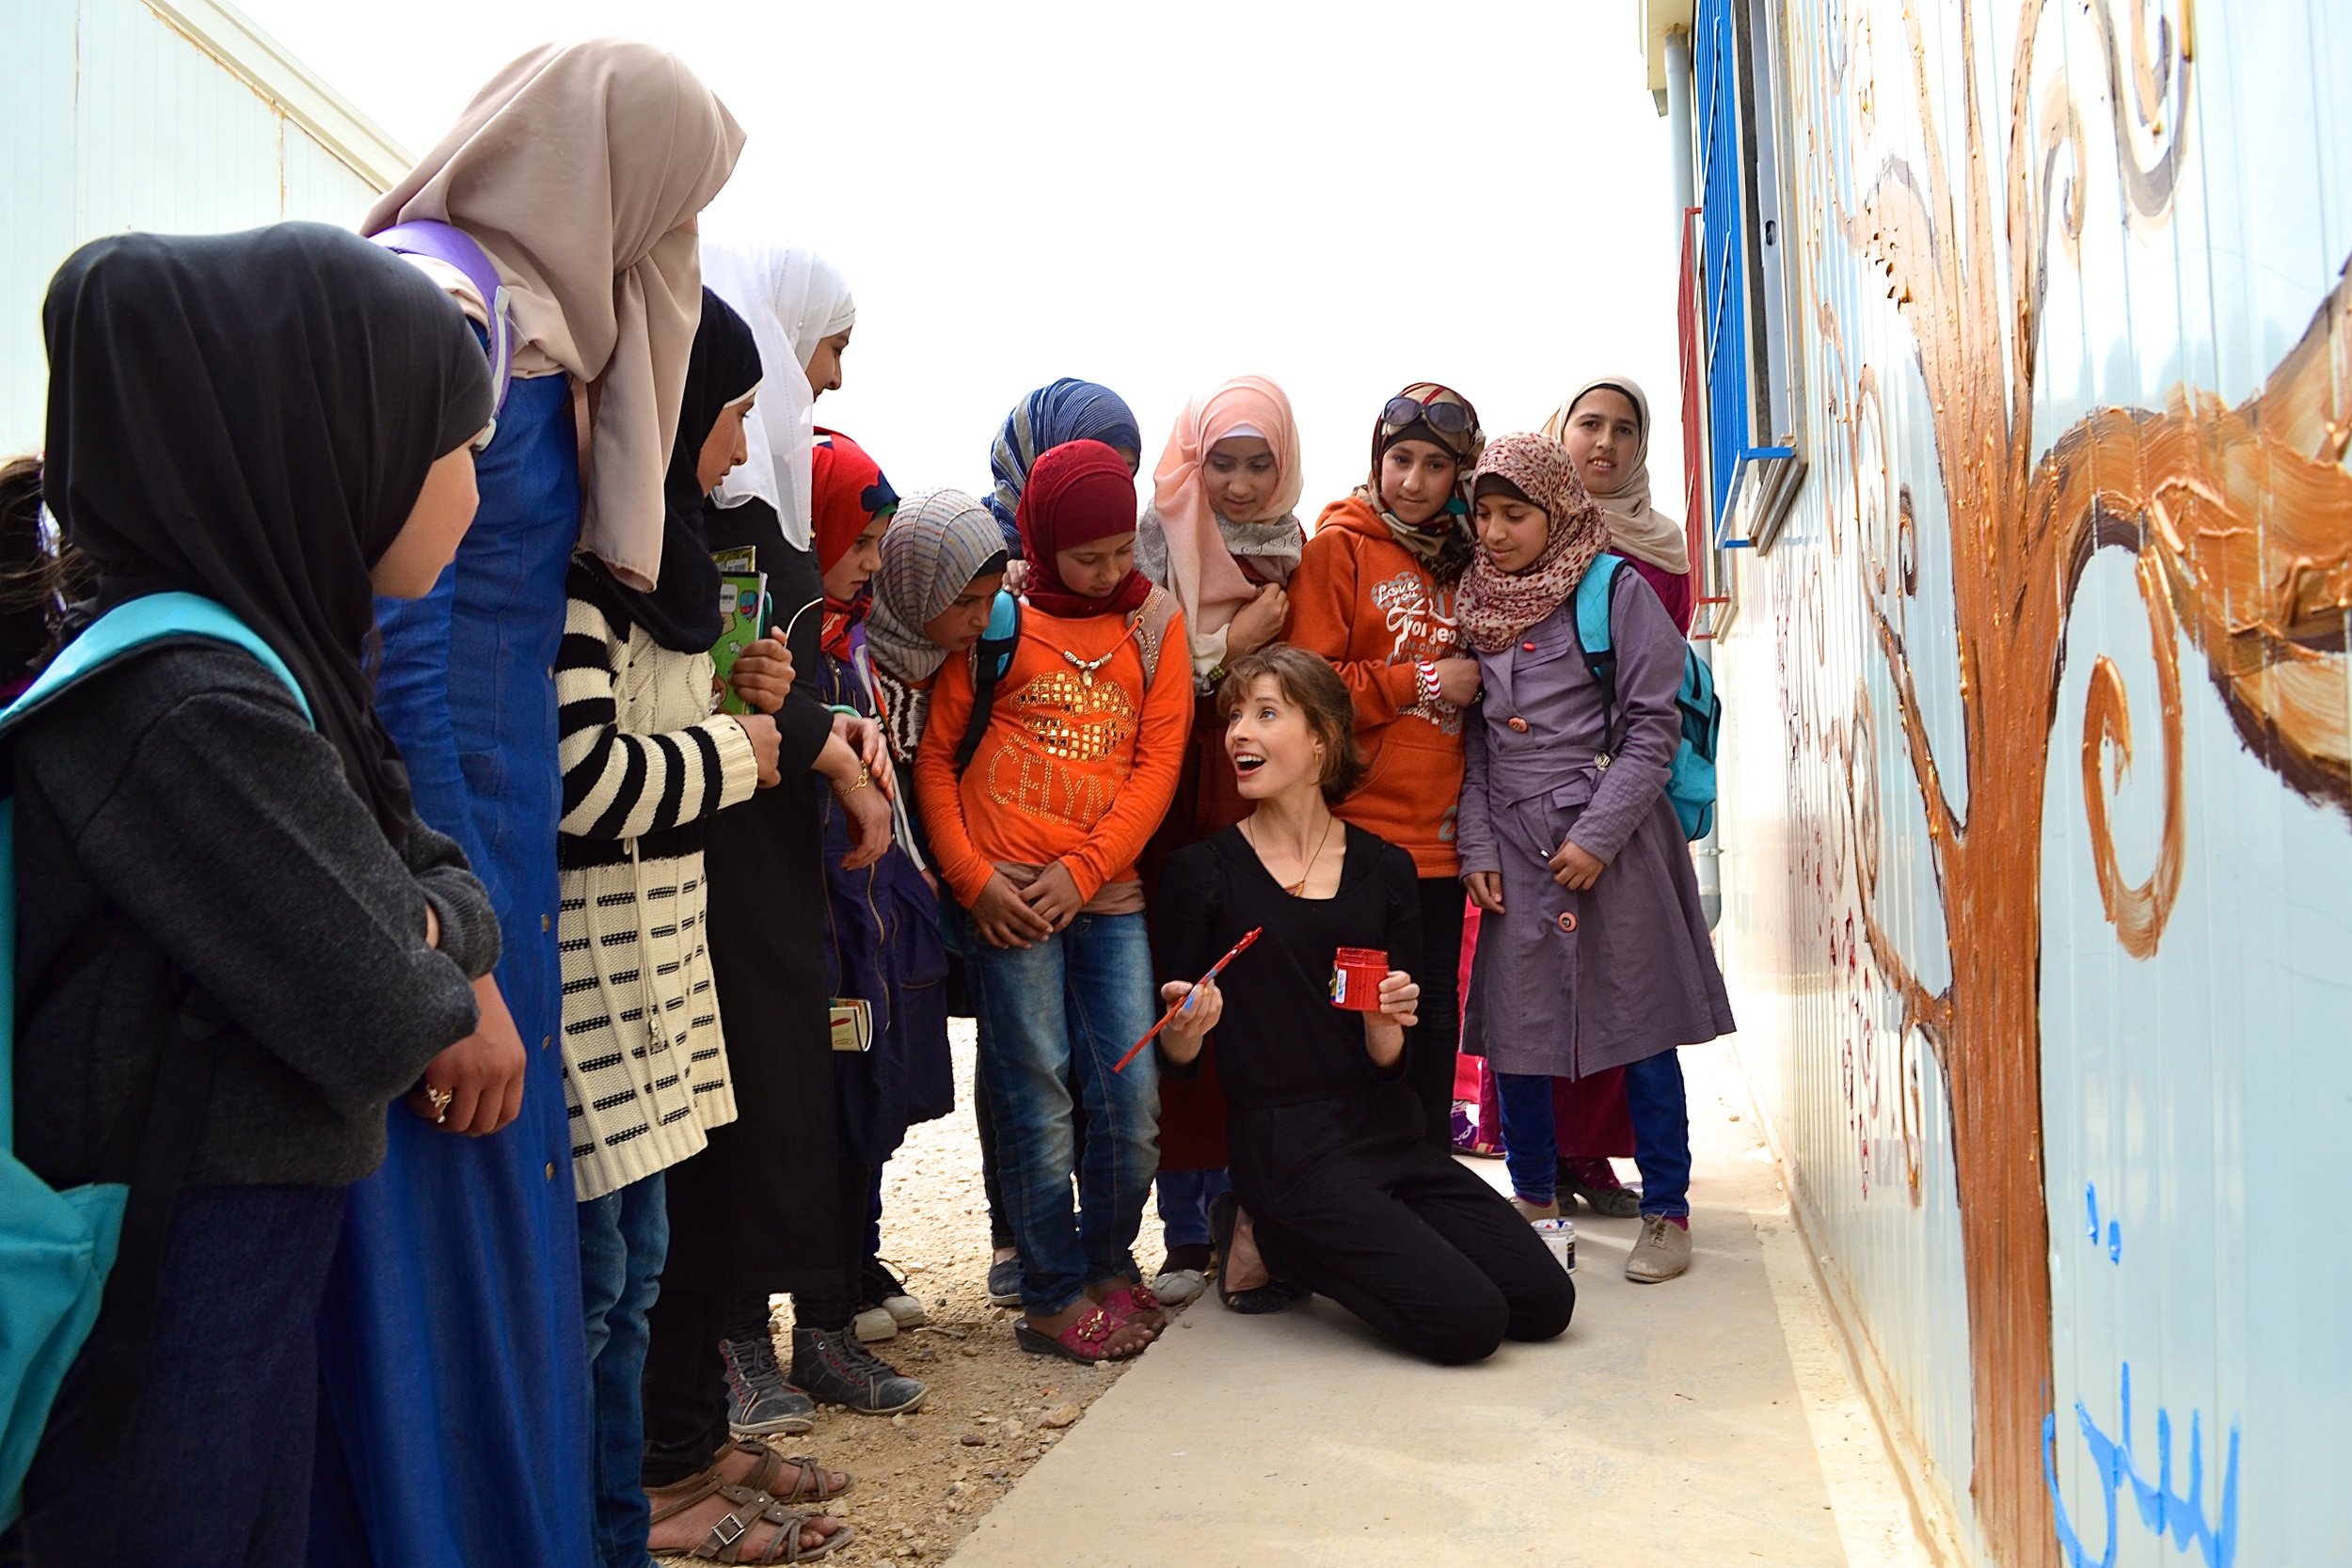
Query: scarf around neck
1457 433 1609 654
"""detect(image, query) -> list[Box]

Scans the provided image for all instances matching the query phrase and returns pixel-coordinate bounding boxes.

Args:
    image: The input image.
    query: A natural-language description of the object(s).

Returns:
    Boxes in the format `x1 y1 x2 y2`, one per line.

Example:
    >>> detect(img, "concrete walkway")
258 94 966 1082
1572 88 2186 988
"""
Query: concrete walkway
946 1044 1934 1568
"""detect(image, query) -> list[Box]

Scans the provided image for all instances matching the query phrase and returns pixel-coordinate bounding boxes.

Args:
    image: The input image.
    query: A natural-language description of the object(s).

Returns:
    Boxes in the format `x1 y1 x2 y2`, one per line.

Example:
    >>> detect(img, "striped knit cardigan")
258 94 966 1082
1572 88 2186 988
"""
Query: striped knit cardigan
556 577 761 1201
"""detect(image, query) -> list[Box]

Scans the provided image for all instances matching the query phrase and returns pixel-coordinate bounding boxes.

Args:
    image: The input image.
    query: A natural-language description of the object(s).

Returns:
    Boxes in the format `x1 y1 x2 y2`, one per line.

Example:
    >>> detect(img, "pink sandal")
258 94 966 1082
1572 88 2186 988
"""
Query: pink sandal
1013 1305 1151 1364
1096 1282 1168 1332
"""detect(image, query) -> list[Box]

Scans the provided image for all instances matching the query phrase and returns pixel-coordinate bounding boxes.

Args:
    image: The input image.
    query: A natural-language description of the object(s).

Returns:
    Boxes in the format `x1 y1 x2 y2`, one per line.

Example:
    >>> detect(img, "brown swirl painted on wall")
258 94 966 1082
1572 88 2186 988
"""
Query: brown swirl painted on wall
1769 0 2352 1564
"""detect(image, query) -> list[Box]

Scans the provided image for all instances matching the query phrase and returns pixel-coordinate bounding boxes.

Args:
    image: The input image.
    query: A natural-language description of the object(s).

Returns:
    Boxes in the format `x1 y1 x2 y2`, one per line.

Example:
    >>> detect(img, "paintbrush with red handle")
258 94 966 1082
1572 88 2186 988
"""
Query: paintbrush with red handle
1112 926 1262 1073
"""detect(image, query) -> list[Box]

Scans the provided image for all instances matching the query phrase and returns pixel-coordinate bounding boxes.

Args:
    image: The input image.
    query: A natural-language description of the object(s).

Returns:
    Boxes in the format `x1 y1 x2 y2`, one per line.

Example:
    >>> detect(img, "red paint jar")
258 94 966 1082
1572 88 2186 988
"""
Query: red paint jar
1329 947 1389 1011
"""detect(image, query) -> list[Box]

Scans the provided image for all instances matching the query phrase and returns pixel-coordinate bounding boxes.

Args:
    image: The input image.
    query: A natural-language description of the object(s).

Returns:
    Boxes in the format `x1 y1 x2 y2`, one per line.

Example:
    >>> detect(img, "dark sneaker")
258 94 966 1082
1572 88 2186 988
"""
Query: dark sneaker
720 1334 817 1437
986 1254 1021 1308
1559 1157 1643 1219
791 1325 929 1416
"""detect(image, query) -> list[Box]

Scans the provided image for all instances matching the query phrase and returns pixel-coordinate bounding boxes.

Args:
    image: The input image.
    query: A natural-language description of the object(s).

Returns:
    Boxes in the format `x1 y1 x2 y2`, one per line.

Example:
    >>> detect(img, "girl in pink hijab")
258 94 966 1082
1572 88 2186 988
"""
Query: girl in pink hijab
1135 375 1305 1304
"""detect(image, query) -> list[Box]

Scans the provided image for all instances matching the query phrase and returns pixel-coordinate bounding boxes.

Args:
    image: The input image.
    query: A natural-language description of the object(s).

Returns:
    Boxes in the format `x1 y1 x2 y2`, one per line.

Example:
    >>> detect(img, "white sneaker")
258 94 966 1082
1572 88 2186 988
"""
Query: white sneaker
878 1291 929 1330
851 1304 899 1342
1151 1268 1207 1307
1510 1196 1562 1223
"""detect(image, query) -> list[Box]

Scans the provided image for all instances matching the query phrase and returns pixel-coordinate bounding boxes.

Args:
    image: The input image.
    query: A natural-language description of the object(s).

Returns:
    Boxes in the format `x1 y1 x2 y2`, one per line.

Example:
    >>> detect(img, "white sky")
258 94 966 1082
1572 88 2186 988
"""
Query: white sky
240 0 1687 522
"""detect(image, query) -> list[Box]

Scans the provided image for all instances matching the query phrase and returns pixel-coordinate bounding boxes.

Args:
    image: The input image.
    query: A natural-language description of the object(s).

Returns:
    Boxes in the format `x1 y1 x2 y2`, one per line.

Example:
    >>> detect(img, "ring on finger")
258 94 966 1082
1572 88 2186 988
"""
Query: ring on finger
423 1084 454 1123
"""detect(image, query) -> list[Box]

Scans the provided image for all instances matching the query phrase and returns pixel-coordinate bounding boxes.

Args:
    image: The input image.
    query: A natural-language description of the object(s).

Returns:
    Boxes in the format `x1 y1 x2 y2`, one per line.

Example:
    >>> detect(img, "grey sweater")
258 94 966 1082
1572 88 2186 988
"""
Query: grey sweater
11 644 501 1188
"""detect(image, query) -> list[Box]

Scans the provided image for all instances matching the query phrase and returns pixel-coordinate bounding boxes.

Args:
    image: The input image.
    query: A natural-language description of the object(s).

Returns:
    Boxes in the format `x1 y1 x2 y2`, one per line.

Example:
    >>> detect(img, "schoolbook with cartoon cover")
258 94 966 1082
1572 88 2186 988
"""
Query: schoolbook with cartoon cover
710 546 766 716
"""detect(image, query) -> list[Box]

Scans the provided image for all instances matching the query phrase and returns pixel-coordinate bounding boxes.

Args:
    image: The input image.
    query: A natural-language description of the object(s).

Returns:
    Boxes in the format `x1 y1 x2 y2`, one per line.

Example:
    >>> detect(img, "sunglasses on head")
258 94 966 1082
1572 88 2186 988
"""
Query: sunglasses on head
1381 395 1474 436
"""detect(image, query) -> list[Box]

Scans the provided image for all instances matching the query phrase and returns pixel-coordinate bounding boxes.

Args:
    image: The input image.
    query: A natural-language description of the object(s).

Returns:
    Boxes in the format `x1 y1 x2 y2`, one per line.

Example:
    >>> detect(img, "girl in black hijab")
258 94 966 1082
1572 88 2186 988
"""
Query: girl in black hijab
13 222 504 1565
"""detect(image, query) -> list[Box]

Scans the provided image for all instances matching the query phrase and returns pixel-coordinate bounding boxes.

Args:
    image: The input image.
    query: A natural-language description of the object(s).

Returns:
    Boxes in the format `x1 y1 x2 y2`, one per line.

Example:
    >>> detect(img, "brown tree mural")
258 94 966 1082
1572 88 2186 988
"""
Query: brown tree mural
1805 2 2352 1563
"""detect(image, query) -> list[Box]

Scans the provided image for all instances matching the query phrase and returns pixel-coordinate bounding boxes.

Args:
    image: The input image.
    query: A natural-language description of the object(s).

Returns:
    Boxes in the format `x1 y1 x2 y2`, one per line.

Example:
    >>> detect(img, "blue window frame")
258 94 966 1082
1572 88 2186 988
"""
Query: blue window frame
1694 0 1750 534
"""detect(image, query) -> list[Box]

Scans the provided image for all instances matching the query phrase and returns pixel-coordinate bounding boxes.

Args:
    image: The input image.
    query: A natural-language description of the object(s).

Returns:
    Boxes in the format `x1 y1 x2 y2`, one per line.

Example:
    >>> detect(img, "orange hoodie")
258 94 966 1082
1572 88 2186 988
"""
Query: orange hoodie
1286 494 1464 878
914 597 1194 909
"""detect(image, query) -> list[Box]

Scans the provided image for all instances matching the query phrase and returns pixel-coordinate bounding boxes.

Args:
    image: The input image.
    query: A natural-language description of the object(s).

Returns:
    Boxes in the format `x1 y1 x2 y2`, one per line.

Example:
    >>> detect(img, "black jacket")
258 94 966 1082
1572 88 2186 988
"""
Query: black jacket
12 644 500 1188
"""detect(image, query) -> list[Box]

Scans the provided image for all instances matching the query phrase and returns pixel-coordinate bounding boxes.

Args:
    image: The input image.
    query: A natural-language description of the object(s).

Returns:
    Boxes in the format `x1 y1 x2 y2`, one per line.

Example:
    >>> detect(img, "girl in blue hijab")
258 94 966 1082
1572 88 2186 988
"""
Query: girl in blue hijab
985 378 1143 557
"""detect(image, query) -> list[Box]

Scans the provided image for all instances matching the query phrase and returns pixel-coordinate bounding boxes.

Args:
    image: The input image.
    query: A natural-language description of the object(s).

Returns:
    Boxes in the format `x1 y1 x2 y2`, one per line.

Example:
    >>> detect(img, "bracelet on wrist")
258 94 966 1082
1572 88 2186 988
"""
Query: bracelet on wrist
1415 659 1444 709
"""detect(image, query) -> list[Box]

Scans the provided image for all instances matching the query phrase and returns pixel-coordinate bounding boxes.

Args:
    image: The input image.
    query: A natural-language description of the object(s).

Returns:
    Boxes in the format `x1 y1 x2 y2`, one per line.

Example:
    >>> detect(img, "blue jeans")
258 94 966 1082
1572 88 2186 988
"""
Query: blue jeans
579 1172 669 1568
967 911 1161 1315
1498 1050 1692 1219
1156 1167 1232 1252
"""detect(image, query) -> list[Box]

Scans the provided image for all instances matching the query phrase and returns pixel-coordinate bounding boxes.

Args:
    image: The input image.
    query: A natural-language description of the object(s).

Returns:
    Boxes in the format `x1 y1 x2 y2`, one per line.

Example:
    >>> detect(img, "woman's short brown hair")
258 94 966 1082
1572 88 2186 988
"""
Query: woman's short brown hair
1215 643 1368 805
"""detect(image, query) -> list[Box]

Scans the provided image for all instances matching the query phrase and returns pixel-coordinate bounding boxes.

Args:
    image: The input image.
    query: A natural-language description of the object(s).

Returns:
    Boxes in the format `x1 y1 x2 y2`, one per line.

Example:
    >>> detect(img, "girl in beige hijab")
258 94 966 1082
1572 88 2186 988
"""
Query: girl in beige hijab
1542 376 1696 633
319 40 773 1568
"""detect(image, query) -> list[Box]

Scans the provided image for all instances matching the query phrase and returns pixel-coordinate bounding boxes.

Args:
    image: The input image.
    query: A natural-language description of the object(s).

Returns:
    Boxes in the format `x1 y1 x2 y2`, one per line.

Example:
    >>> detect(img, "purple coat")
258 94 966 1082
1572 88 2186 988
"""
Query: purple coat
1456 569 1734 1079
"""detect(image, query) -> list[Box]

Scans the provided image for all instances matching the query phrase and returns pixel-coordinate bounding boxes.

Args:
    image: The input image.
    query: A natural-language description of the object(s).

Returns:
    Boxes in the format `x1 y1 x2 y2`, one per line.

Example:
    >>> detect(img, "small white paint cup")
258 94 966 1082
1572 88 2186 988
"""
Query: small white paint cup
1533 1216 1577 1274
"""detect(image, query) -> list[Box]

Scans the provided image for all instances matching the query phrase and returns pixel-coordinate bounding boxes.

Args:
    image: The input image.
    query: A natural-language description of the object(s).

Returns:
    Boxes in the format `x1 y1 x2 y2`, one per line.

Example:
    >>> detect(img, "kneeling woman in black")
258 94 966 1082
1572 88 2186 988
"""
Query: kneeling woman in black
1153 645 1574 1365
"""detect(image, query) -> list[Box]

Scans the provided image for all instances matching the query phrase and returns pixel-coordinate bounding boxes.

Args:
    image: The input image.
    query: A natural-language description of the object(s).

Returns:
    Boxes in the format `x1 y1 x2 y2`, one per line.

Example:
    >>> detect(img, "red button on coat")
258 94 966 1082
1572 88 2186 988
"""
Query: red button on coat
1522 641 1537 651
1557 911 1579 933
1507 716 1531 733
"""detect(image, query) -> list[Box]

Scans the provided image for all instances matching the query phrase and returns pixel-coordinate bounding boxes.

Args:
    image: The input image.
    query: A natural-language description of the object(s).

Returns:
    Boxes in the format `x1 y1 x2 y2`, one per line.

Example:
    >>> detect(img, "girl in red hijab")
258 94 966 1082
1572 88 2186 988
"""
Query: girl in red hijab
912 439 1194 1363
789 429 954 1409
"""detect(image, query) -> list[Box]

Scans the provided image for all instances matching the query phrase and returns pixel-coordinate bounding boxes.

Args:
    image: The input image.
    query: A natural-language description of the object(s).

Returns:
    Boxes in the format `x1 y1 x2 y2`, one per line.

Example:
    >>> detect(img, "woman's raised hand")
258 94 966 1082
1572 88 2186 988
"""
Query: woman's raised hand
727 631 794 714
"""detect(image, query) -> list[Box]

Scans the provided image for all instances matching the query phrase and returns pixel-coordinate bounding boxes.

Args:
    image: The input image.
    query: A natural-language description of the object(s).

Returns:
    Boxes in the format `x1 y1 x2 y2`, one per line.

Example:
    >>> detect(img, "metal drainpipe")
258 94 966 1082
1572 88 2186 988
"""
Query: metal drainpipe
1663 25 1724 930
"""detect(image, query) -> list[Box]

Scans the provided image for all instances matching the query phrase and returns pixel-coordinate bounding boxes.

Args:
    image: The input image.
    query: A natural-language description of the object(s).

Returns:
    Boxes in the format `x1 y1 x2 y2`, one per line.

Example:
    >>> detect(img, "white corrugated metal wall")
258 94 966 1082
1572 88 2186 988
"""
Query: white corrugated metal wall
1 0 394 455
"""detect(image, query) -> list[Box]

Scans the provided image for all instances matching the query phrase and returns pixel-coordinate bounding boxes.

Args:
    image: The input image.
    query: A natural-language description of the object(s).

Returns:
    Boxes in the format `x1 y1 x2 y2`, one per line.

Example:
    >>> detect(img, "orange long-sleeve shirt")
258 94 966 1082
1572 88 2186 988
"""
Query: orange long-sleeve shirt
1286 494 1466 878
913 595 1194 909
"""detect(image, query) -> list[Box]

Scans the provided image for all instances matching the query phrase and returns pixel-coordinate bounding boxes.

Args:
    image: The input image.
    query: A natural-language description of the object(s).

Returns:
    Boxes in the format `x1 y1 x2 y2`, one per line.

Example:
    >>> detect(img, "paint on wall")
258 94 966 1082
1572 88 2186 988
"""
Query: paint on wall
1711 3 2352 1565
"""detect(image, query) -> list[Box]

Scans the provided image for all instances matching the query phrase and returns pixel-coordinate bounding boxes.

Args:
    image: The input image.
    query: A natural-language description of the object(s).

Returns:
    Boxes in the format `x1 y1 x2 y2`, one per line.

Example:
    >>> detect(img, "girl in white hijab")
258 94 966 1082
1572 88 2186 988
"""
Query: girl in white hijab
1541 376 1696 633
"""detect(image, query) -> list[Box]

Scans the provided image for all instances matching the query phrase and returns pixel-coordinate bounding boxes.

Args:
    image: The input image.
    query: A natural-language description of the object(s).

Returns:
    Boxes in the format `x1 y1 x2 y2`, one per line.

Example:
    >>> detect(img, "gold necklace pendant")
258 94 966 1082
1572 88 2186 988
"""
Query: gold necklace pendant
1060 646 1118 688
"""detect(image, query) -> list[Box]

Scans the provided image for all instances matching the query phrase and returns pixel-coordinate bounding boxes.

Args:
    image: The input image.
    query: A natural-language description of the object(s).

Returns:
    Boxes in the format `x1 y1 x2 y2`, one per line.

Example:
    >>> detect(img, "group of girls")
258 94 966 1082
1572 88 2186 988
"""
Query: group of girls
1 38 1732 1568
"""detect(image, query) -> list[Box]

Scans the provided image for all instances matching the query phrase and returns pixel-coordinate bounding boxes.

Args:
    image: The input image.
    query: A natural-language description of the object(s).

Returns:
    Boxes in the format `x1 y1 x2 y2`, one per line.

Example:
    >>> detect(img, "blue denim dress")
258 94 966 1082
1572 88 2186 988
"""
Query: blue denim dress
309 372 594 1568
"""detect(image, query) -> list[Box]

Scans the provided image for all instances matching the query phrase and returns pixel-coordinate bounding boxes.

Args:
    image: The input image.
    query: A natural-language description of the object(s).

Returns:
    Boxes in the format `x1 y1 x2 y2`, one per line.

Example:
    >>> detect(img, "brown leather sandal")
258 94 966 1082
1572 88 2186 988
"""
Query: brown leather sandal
717 1438 852 1506
648 1473 854 1562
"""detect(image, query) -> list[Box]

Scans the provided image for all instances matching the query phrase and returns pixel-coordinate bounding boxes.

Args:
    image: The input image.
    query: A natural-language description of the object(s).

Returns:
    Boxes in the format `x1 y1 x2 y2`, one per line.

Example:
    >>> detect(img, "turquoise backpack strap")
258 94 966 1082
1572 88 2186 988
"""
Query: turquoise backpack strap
0 592 310 739
1568 554 1630 743
953 590 1023 778
0 592 309 1527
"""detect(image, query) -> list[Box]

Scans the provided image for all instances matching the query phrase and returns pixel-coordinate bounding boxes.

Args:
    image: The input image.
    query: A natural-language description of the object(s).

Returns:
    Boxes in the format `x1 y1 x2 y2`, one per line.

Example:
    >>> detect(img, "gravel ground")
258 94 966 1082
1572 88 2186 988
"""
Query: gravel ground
754 1019 1179 1565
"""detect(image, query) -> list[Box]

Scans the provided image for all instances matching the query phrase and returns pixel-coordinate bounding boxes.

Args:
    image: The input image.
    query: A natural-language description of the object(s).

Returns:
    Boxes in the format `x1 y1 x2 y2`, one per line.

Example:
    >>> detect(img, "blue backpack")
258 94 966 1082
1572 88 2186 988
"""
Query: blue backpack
0 593 308 1527
1569 554 1720 841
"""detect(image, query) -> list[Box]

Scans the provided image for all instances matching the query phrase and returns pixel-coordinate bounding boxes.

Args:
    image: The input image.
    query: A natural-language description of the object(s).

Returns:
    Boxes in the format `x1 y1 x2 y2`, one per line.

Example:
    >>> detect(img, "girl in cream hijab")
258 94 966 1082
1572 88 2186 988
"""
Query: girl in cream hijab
1542 375 1695 633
